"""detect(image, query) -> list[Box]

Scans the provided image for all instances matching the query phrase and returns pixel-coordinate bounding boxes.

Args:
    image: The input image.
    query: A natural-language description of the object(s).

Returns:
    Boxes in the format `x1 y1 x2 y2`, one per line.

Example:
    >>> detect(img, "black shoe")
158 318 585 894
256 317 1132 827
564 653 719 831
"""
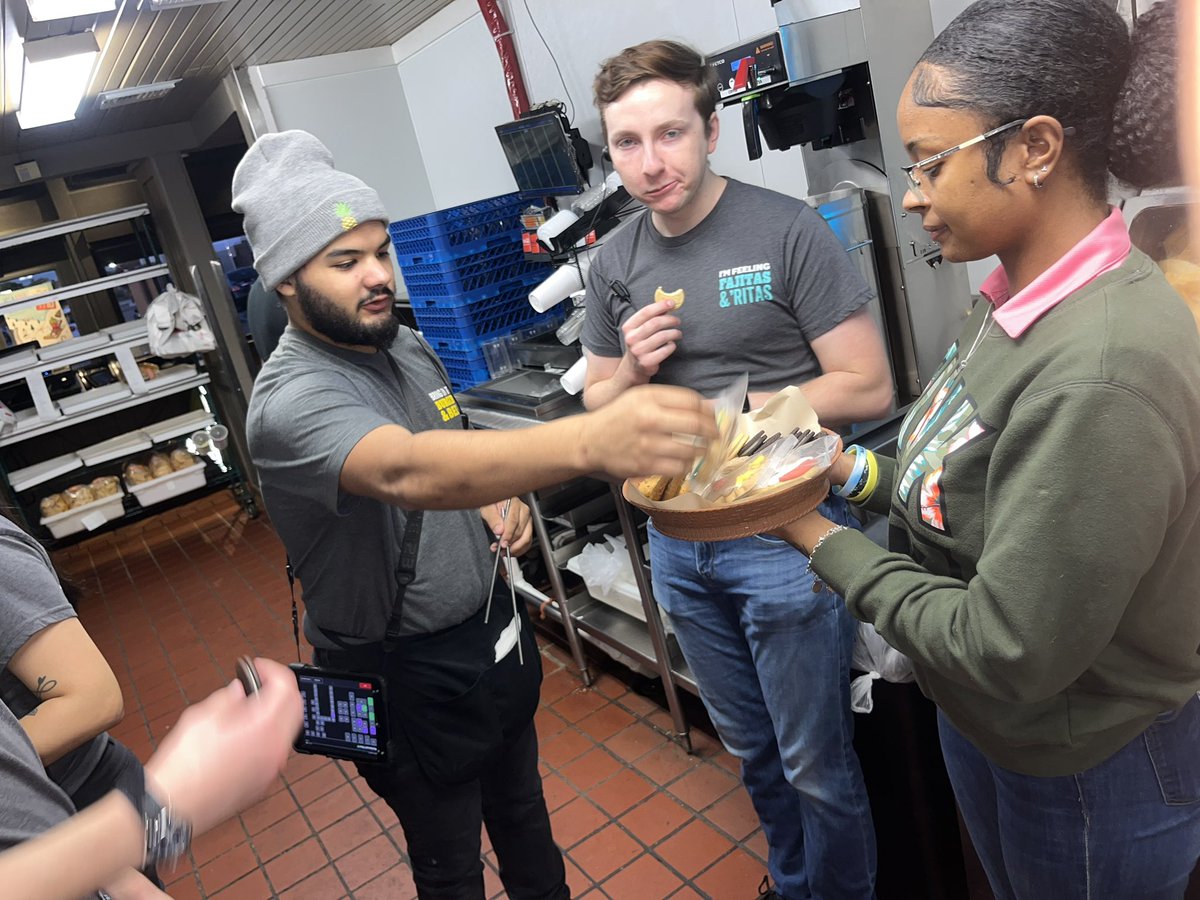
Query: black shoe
756 874 782 899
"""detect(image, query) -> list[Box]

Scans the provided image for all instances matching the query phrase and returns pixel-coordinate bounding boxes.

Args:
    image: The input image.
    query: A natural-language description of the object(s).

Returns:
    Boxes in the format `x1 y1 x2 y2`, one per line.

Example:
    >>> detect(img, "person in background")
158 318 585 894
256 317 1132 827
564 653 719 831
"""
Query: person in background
581 40 892 900
233 130 716 900
770 2 1200 897
245 276 287 364
0 511 164 898
0 655 300 900
1110 0 1200 330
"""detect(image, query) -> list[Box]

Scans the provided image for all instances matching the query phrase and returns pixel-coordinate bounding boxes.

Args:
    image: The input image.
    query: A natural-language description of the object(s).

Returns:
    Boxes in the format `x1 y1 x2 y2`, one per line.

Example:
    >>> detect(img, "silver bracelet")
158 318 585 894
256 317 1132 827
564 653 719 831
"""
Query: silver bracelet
806 524 848 594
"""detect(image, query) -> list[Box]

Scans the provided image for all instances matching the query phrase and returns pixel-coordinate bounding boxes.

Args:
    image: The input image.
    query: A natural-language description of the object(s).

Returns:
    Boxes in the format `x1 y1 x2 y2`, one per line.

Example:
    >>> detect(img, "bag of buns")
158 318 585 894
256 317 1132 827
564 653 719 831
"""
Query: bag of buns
169 448 198 471
39 493 69 517
63 484 96 508
124 462 153 486
147 452 172 478
90 475 120 498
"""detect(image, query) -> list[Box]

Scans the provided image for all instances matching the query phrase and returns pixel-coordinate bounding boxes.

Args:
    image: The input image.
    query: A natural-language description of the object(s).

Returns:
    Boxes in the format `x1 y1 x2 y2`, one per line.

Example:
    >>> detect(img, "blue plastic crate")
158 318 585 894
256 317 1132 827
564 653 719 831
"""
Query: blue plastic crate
388 193 527 262
393 229 524 269
410 281 549 343
400 242 546 302
429 336 488 370
444 359 493 393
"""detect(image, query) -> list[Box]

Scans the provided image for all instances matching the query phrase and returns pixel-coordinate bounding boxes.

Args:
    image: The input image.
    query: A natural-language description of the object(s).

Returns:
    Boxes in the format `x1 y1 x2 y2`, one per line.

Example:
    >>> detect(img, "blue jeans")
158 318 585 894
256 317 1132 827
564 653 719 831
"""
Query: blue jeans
649 498 877 900
939 692 1200 900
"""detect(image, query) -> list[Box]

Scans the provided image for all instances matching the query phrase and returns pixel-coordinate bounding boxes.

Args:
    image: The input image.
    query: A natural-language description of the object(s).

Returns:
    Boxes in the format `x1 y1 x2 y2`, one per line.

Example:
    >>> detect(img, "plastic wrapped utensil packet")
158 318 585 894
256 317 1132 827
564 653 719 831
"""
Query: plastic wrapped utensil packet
684 372 748 496
701 431 839 504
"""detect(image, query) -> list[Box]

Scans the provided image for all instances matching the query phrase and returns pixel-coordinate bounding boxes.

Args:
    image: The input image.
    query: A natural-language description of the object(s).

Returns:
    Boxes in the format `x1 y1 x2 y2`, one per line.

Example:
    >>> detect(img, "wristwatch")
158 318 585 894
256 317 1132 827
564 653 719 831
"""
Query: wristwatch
140 789 193 867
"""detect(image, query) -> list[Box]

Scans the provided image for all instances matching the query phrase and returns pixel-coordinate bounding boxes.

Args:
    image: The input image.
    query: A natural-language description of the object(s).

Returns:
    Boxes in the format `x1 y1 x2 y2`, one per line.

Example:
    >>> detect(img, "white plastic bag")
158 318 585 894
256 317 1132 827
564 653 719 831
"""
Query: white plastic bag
850 621 915 713
145 283 217 357
566 535 629 599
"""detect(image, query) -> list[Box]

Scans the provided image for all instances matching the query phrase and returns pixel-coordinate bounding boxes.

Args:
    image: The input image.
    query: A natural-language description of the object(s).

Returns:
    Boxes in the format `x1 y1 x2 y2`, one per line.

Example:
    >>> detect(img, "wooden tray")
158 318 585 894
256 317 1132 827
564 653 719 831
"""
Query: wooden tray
623 434 841 542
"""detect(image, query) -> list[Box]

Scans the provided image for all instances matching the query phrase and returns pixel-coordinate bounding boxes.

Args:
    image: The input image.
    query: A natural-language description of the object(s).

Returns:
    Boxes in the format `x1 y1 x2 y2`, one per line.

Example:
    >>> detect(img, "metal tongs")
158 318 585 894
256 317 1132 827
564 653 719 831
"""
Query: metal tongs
484 499 523 664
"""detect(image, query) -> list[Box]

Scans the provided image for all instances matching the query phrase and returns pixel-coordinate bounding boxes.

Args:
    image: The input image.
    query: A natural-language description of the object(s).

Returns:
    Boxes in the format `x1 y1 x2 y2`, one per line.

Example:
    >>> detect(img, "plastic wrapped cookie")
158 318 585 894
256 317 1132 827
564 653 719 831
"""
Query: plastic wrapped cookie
147 452 173 478
169 448 199 471
39 493 69 517
63 484 96 508
123 462 153 486
90 475 121 498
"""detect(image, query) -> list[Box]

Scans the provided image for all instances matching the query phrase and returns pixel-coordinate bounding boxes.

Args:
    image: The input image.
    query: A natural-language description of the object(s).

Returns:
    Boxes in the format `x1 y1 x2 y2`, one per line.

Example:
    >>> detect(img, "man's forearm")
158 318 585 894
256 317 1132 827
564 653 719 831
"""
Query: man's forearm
797 371 893 428
0 791 143 900
357 417 596 509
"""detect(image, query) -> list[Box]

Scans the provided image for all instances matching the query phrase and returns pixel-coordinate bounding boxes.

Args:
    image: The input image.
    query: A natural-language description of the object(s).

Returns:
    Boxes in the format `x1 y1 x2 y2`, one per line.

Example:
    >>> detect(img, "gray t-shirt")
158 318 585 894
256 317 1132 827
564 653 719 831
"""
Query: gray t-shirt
581 177 873 396
0 517 106 796
247 326 491 644
0 673 74 853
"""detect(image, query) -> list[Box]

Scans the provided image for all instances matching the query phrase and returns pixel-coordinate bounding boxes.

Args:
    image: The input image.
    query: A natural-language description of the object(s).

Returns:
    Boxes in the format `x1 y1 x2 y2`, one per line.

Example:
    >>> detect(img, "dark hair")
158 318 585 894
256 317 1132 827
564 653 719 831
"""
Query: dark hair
910 0 1131 204
1111 0 1180 188
593 40 719 138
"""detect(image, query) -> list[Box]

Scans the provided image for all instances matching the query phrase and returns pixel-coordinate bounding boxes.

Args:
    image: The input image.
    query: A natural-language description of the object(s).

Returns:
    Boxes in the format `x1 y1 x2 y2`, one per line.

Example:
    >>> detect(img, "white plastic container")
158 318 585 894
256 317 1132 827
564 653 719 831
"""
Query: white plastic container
126 461 206 507
10 453 83 492
144 409 214 443
40 489 126 539
78 430 152 466
145 364 197 392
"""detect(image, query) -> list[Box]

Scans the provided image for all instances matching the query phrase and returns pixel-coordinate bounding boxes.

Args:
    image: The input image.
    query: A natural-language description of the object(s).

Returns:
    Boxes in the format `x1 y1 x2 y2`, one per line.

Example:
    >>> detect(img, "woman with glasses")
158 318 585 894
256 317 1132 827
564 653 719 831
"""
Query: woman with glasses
770 0 1200 896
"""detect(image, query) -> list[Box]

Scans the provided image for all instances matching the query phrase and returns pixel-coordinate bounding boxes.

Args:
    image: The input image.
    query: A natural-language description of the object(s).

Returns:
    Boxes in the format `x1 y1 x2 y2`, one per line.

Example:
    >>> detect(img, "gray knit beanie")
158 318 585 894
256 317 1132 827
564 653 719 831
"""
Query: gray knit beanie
231 130 388 291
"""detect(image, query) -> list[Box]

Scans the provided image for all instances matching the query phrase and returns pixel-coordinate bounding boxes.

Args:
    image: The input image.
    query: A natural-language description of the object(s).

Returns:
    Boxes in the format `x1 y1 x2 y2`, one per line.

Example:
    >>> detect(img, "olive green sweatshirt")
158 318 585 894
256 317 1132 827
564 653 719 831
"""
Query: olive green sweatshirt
815 250 1200 776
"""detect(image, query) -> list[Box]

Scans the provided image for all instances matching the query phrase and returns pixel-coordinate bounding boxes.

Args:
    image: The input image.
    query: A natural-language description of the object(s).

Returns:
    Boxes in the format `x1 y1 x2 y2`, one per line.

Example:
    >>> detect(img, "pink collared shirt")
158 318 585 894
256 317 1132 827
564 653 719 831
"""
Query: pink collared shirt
981 207 1131 339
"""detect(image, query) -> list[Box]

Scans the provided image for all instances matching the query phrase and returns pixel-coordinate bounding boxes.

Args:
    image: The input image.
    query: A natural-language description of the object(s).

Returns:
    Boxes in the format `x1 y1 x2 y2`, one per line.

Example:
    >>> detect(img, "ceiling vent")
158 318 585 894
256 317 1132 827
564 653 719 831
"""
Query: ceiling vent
97 79 180 109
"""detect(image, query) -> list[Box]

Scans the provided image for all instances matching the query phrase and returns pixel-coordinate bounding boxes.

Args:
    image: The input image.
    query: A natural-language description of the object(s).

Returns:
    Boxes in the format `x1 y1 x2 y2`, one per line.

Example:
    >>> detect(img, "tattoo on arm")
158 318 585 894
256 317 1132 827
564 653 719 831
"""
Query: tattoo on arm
25 675 57 715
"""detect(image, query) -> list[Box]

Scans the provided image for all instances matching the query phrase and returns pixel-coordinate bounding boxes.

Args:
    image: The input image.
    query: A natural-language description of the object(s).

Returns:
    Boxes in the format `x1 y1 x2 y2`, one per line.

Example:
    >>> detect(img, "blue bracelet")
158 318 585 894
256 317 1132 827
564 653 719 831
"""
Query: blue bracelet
834 445 869 499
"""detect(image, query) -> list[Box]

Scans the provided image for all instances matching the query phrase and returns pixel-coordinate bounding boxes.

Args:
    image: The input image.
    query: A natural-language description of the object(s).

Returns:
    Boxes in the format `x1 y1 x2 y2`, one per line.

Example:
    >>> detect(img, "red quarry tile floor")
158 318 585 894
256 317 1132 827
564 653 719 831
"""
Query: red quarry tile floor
54 493 772 899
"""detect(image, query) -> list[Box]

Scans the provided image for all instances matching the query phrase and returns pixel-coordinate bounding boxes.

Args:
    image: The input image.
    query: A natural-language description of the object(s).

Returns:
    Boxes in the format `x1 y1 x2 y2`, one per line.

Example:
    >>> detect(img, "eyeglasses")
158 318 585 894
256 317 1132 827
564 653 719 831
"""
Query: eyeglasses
901 118 1028 203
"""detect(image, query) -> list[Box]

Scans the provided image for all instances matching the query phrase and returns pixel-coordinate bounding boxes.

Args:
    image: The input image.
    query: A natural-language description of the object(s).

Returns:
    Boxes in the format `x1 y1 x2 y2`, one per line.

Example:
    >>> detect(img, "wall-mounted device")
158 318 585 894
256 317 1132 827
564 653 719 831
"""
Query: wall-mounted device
495 103 591 198
708 33 789 104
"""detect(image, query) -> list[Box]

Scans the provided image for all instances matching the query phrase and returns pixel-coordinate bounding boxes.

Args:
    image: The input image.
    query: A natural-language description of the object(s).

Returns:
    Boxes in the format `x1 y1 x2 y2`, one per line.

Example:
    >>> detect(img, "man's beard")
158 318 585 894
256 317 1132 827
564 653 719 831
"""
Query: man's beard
295 277 400 350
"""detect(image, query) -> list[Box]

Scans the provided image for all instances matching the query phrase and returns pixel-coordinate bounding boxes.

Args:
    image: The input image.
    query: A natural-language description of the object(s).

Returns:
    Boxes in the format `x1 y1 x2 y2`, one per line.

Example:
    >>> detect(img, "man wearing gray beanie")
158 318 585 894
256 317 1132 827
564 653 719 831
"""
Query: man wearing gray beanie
234 130 714 899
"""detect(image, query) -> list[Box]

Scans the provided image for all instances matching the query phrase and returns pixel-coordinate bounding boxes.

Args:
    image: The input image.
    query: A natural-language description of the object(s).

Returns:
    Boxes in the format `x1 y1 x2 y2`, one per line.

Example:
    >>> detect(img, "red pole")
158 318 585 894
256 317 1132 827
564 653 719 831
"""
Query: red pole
478 0 531 119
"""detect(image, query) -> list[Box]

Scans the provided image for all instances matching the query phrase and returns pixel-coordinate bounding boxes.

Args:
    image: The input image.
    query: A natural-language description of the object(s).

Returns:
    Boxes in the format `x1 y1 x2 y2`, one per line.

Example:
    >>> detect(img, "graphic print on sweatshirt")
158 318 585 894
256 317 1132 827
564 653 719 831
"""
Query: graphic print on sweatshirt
718 262 773 308
897 343 993 533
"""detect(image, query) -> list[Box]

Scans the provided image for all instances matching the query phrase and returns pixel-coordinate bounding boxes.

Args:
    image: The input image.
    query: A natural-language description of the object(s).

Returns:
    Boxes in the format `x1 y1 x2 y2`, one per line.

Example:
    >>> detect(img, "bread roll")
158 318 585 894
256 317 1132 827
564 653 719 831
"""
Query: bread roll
39 493 69 517
148 453 172 478
169 448 198 471
63 484 95 508
90 476 120 498
124 463 153 486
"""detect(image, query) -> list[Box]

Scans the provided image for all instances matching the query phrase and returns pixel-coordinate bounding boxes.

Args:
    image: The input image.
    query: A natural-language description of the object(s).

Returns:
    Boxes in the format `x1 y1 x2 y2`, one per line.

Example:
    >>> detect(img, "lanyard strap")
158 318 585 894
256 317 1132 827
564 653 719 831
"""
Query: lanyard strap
285 344 443 659
286 509 423 659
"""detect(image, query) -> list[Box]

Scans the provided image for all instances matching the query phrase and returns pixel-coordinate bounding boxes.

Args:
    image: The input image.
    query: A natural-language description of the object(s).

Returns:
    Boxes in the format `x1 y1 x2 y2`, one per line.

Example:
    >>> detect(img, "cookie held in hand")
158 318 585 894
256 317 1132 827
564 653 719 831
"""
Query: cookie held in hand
655 286 685 309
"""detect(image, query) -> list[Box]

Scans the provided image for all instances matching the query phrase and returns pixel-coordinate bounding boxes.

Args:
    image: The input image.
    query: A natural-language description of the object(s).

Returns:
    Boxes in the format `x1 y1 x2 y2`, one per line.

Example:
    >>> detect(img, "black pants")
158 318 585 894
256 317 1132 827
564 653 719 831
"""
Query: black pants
70 736 163 889
316 600 569 899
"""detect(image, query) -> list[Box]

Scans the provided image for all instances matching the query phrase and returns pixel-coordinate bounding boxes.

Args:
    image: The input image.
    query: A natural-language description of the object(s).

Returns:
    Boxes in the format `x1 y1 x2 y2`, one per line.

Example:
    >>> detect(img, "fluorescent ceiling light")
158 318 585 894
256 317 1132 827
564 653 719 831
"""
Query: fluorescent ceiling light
143 0 227 9
98 79 180 108
16 32 100 130
26 1 116 21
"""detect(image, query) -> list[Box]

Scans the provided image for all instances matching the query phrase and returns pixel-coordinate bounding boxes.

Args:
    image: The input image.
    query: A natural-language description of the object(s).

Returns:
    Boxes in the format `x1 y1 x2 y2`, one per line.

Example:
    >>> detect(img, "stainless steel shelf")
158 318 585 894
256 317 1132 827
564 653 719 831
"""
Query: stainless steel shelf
0 374 211 446
0 205 150 250
0 265 170 317
563 588 698 696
